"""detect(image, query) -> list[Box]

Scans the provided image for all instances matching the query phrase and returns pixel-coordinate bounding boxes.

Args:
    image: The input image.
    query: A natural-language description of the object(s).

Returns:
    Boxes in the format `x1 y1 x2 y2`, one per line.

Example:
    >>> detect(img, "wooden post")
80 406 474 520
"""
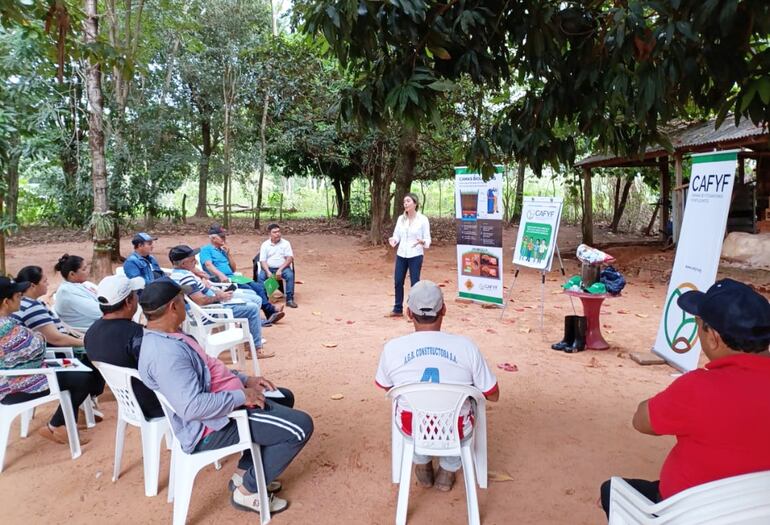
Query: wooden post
673 153 683 244
582 167 594 245
659 157 670 242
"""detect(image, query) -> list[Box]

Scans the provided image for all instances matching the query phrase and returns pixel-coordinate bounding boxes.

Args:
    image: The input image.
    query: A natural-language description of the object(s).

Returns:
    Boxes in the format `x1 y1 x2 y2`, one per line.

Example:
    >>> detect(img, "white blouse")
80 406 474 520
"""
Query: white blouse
391 212 431 259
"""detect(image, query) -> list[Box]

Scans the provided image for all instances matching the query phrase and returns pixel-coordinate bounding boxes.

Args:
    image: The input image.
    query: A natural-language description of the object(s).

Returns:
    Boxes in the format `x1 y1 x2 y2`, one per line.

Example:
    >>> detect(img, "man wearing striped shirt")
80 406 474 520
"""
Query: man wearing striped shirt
168 245 271 358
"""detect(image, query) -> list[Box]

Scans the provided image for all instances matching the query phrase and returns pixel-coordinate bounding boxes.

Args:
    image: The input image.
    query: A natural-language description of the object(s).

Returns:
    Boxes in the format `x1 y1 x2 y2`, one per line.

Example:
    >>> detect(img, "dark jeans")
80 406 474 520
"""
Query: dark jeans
393 255 423 314
600 478 660 519
236 281 277 317
194 388 313 493
1 370 95 427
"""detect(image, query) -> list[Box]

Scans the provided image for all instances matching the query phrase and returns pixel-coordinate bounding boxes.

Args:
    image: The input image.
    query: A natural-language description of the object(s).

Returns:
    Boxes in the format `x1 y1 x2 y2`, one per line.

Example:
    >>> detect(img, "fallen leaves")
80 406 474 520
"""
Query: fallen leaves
312 311 322 316
322 342 338 348
488 471 515 482
330 394 344 400
486 328 497 334
519 327 531 334
635 313 649 319
586 357 601 368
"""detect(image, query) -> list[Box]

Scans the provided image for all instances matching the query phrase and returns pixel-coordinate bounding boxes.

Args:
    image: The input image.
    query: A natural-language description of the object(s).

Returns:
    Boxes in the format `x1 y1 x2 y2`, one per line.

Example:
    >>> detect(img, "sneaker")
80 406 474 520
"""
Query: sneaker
38 424 90 446
267 311 285 324
231 488 289 515
228 473 282 494
286 300 298 308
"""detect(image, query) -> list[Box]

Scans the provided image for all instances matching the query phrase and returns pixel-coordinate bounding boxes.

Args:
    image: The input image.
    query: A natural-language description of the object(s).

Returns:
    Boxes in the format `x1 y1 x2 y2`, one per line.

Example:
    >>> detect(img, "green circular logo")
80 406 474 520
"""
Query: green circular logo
664 282 700 354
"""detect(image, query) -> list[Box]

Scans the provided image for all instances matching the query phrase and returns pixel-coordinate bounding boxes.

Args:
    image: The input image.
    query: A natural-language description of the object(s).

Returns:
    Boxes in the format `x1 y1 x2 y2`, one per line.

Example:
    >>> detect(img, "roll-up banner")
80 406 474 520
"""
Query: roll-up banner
454 166 504 305
652 150 738 371
512 197 564 273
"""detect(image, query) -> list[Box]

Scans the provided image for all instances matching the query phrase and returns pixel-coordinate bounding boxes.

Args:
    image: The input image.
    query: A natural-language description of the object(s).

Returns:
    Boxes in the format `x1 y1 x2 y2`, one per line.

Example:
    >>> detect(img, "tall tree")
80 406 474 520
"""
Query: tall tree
84 0 112 280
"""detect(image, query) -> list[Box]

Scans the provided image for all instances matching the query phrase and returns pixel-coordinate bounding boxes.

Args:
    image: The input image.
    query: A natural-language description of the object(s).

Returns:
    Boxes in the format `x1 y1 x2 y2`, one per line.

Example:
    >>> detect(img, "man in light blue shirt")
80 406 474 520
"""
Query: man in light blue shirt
123 232 163 285
199 225 284 324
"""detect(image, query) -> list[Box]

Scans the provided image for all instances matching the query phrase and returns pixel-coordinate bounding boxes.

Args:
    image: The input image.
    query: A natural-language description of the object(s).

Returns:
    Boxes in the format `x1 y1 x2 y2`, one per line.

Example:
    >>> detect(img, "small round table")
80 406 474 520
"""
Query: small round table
564 290 612 350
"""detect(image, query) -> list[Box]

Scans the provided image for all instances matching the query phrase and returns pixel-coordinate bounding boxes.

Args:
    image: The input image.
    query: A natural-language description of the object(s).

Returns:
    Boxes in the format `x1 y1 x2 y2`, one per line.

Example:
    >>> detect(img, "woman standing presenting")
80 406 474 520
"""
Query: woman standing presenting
388 193 431 316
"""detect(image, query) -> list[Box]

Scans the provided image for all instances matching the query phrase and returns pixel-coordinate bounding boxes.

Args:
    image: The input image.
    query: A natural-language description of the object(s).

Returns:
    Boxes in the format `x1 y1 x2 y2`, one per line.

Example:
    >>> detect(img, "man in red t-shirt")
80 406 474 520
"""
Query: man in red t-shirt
600 278 770 519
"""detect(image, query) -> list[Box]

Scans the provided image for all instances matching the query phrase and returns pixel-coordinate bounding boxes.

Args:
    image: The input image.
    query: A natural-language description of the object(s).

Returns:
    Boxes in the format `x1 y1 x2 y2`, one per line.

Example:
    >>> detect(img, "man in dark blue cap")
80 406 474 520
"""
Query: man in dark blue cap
599 278 770 519
123 232 163 285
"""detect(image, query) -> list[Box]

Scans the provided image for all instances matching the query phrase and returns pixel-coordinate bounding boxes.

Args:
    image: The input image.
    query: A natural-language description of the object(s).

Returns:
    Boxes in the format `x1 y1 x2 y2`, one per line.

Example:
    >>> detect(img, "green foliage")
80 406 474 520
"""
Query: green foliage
297 0 770 174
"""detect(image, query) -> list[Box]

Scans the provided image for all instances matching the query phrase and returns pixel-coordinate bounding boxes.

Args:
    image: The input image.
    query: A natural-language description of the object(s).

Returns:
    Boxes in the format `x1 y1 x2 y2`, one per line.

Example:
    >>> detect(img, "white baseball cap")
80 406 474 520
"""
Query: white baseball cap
97 275 145 306
407 280 444 317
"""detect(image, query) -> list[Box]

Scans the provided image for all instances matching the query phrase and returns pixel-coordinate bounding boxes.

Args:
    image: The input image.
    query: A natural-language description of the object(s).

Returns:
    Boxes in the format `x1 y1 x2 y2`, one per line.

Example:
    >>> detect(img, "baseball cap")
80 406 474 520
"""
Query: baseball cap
132 232 157 246
678 278 770 341
139 277 188 312
0 277 31 300
97 274 145 306
208 224 226 236
168 245 200 263
408 280 444 317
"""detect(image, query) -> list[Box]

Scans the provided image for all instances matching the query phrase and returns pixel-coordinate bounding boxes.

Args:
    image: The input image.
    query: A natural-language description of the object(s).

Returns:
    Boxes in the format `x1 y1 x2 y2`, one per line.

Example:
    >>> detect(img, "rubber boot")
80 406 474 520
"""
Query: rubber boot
565 316 587 353
551 315 577 351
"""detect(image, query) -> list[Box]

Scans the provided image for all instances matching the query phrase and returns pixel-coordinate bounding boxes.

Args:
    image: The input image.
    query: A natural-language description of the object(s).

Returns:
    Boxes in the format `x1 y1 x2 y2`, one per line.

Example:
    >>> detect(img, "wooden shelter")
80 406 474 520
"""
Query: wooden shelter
575 117 770 245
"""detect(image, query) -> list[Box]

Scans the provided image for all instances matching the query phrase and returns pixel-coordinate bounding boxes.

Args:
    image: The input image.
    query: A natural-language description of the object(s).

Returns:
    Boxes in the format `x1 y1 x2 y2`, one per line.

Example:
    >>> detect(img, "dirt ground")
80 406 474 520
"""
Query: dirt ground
1 223 768 525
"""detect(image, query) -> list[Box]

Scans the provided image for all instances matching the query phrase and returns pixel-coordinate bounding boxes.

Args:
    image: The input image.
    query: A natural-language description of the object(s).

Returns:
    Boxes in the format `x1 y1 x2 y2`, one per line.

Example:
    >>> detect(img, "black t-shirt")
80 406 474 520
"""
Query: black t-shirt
84 318 162 418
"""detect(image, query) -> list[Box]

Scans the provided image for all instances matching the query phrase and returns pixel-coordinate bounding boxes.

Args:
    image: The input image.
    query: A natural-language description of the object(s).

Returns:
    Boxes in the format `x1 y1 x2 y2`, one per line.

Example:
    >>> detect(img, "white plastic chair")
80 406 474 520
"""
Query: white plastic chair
608 471 770 524
184 297 261 377
92 361 171 497
0 364 83 471
154 390 272 525
388 383 488 525
115 266 126 277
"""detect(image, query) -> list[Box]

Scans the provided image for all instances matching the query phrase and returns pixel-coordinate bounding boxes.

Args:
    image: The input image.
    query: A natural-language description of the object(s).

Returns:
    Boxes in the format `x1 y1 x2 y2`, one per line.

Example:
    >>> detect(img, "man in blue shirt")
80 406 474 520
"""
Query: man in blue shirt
199 225 284 324
123 232 163 285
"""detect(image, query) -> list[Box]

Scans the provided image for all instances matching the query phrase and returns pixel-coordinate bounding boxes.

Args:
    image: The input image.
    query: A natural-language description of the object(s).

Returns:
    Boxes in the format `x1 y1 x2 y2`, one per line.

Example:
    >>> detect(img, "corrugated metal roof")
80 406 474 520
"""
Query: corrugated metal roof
576 117 769 168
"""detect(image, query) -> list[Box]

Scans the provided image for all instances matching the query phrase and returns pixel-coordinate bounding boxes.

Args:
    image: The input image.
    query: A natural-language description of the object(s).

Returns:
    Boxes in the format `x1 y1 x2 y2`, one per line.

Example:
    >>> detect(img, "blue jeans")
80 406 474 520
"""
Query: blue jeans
234 280 277 317
393 255 423 313
258 266 295 301
226 301 263 348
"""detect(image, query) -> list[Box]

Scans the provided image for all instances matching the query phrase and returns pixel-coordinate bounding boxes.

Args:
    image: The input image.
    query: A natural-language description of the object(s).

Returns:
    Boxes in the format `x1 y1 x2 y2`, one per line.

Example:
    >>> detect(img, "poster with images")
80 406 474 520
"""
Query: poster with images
652 151 737 372
512 197 563 272
454 166 504 305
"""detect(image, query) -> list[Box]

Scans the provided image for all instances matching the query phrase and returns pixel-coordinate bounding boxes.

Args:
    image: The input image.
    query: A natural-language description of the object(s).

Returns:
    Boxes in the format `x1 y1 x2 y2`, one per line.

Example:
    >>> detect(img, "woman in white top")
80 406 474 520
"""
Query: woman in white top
388 193 431 315
52 254 102 332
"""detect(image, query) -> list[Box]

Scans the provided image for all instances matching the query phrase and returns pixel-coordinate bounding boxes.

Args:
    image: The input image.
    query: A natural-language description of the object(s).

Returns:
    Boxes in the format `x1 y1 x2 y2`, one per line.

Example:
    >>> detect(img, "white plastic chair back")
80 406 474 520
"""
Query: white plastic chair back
388 383 488 525
93 361 170 497
183 296 260 376
608 470 770 524
153 390 271 525
115 266 126 277
0 368 81 471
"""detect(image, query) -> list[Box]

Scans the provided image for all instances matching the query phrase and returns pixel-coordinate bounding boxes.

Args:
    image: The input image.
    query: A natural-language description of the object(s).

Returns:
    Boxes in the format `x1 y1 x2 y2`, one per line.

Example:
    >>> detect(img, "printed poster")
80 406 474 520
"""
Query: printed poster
652 151 738 372
512 197 563 272
454 166 504 305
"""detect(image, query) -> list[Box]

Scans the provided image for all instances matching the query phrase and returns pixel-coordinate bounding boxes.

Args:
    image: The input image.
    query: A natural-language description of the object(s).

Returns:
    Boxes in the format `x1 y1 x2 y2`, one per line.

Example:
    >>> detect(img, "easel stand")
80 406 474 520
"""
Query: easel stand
500 246 576 332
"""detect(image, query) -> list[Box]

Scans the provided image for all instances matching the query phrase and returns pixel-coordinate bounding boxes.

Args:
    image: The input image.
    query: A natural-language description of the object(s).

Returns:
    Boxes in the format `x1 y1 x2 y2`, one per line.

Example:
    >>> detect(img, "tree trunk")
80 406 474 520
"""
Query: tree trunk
85 0 113 281
367 138 397 244
340 178 351 219
4 147 20 225
254 90 270 230
511 160 525 224
194 115 212 217
0 197 5 276
581 167 594 245
331 178 344 218
609 177 634 232
392 126 418 218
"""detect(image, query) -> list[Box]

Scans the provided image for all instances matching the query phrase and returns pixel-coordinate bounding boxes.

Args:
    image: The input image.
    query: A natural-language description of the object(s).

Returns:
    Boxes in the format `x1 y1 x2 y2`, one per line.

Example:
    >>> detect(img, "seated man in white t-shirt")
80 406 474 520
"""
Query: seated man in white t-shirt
254 223 297 308
375 280 499 492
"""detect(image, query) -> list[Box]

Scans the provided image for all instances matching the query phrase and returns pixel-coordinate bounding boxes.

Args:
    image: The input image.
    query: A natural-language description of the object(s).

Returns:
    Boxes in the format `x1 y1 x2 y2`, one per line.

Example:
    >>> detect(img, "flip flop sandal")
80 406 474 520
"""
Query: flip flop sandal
256 351 276 359
434 467 456 492
497 362 518 372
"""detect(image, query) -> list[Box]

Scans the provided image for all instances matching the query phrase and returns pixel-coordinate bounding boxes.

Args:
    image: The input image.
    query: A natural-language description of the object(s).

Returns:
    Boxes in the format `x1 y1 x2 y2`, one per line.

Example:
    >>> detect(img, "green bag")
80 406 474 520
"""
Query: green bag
586 282 607 295
263 276 279 297
562 275 582 290
230 274 253 285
